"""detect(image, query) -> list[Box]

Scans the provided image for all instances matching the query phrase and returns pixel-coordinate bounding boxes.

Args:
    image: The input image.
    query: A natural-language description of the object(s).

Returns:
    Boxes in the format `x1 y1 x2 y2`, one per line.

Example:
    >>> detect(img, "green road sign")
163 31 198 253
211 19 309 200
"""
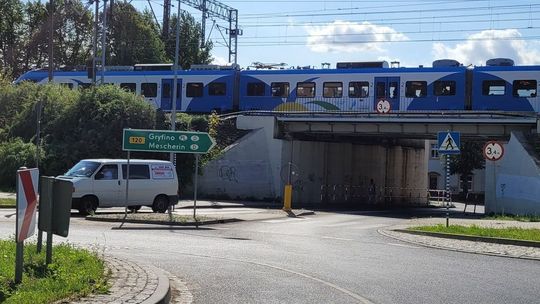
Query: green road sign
123 129 216 154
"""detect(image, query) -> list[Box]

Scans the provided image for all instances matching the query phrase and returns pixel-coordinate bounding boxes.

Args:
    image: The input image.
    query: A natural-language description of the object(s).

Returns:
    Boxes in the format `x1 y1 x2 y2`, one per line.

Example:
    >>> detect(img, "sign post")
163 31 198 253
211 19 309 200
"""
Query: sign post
483 141 504 213
15 167 39 284
438 131 460 227
122 129 215 223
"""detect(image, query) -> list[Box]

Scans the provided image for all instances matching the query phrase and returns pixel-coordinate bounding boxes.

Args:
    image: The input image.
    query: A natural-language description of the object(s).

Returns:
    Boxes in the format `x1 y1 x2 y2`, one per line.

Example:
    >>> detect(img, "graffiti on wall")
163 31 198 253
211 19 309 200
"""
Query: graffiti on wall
218 165 238 183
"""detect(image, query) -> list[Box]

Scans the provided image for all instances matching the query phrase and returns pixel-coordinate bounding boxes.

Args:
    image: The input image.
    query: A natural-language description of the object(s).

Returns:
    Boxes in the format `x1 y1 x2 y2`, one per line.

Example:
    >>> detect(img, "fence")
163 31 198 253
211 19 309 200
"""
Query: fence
320 184 430 205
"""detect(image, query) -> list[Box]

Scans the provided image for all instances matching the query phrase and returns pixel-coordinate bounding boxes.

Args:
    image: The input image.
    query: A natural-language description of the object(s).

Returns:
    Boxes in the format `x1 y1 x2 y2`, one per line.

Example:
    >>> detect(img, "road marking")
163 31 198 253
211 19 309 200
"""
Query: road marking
261 217 308 223
387 243 421 249
179 252 375 304
322 236 354 241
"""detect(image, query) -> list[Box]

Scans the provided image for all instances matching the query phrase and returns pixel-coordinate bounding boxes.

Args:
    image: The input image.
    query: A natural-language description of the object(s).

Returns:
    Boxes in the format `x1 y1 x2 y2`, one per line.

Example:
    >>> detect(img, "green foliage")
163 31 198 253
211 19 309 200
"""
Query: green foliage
108 2 167 65
42 85 156 174
449 141 485 186
484 214 540 222
0 198 15 206
0 139 38 188
163 12 213 68
0 240 108 303
409 224 540 242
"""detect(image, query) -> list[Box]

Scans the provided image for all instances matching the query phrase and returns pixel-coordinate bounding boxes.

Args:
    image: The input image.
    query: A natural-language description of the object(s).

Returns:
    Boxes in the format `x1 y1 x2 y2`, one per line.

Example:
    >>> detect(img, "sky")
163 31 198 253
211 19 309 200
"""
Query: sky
131 0 540 69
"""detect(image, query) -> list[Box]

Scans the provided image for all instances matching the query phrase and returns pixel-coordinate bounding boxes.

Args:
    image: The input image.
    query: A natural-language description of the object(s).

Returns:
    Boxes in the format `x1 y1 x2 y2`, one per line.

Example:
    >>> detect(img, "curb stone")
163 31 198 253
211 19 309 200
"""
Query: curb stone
69 256 171 304
378 229 540 261
86 216 242 226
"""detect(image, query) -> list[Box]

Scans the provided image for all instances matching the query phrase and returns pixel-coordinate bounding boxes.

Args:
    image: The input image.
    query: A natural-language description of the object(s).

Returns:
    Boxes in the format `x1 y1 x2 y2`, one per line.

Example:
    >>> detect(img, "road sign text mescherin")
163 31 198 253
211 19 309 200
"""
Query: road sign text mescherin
123 129 216 154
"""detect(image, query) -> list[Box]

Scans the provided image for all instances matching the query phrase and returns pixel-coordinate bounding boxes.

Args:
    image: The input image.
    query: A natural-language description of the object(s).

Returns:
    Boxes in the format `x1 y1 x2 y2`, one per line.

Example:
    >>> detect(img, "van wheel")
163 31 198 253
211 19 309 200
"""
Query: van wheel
152 195 169 213
79 197 98 216
127 205 141 212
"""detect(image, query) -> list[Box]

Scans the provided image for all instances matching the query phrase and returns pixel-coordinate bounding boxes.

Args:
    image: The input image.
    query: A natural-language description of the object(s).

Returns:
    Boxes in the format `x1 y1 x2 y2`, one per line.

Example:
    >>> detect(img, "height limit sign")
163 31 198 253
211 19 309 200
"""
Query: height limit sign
483 141 504 161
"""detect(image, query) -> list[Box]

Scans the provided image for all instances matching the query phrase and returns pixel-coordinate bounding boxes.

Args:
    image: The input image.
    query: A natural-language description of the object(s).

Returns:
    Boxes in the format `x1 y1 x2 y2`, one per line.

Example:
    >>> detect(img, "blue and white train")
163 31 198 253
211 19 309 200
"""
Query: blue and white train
14 58 540 113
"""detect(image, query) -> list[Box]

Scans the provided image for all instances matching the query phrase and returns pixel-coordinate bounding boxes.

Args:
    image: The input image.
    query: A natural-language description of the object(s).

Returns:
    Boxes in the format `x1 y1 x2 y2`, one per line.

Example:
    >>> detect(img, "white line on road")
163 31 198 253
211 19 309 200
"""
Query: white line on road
322 236 354 241
261 217 309 223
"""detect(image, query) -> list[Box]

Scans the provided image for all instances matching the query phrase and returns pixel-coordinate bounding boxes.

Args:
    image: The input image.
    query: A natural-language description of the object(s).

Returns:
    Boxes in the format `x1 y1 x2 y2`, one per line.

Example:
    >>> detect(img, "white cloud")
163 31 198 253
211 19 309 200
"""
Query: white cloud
305 21 408 53
211 56 229 65
432 29 540 65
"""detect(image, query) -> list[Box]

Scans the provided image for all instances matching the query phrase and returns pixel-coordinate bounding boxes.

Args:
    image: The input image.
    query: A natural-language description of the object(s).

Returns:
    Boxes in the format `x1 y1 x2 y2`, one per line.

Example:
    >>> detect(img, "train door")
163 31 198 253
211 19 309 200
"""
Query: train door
161 79 182 111
374 77 400 112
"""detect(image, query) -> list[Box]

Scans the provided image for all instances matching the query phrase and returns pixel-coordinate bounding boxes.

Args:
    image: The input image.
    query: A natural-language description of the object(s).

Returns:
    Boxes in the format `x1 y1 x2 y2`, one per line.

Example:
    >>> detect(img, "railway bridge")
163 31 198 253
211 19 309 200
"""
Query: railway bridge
197 111 540 214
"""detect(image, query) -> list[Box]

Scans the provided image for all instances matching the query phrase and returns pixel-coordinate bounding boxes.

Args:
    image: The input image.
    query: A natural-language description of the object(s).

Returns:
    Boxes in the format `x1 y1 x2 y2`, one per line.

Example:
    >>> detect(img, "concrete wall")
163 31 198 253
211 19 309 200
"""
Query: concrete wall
485 133 540 215
284 140 427 206
198 116 427 206
198 116 283 200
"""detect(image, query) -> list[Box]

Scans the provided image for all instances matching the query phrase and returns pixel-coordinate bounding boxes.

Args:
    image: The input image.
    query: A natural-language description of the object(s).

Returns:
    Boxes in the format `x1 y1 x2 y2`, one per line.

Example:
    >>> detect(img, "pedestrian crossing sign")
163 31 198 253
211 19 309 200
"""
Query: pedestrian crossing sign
437 131 460 154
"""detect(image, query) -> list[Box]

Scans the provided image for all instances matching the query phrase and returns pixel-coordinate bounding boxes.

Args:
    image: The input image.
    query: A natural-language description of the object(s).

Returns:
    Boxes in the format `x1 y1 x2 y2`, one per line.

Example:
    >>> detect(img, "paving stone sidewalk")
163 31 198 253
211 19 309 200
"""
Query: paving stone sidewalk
68 256 169 304
381 217 540 260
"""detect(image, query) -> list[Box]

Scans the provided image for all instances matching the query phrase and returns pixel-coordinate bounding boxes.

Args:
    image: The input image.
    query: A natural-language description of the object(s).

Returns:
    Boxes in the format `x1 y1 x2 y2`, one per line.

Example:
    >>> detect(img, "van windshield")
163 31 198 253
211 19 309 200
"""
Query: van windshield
65 161 101 177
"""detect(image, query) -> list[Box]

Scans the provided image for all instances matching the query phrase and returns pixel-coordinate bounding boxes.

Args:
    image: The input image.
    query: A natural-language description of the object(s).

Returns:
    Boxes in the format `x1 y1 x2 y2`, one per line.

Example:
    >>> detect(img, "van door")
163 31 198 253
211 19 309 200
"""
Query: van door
122 164 153 205
93 164 122 206
374 77 400 111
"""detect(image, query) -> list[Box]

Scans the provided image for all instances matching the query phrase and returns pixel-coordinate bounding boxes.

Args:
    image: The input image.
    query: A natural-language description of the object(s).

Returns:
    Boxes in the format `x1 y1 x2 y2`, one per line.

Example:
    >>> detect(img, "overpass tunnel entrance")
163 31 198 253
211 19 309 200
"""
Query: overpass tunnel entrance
284 136 427 207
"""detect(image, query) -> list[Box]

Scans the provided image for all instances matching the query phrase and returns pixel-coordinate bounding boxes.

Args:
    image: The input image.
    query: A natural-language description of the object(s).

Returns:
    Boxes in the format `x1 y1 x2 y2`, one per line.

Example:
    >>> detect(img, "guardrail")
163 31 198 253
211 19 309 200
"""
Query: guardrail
320 184 431 205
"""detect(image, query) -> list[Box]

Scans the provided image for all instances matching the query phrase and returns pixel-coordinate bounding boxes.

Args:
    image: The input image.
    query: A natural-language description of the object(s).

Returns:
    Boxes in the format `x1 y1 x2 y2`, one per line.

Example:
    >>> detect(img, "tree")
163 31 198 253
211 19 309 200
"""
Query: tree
449 141 485 193
162 13 213 68
0 0 25 75
107 2 167 65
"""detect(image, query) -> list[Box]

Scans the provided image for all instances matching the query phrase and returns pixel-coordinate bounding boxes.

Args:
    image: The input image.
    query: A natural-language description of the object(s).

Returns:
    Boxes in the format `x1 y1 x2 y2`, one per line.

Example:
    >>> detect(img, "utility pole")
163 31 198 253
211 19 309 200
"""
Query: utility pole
92 0 99 84
48 0 54 81
162 0 171 38
100 0 108 84
200 0 207 48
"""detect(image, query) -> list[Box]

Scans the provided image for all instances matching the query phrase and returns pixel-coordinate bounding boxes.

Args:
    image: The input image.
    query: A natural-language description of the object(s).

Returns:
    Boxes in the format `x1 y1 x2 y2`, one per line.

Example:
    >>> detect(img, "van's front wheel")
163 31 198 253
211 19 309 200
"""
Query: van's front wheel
79 196 98 216
152 195 169 213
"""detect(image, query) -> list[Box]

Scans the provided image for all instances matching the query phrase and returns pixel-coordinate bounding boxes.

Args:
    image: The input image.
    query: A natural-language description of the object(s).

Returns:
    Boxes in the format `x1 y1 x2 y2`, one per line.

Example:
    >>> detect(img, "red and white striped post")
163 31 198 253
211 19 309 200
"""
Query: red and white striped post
15 167 39 284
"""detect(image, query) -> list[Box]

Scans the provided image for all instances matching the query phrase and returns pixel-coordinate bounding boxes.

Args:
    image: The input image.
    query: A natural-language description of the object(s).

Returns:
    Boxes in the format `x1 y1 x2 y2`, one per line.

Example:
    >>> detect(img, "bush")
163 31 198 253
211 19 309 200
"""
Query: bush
0 139 38 188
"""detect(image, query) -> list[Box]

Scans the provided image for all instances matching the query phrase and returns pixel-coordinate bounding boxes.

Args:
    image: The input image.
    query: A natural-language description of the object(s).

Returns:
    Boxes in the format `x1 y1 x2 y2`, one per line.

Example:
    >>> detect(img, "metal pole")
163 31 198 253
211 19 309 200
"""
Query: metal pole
445 154 450 227
48 0 54 81
193 154 199 224
92 0 99 84
15 173 23 284
170 0 181 163
100 0 108 84
36 99 43 253
45 232 53 265
124 151 130 217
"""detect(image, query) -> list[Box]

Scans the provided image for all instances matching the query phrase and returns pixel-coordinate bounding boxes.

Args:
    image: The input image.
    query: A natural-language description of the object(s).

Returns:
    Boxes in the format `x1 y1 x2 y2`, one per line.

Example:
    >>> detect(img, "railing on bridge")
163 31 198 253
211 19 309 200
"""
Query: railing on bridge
320 184 430 206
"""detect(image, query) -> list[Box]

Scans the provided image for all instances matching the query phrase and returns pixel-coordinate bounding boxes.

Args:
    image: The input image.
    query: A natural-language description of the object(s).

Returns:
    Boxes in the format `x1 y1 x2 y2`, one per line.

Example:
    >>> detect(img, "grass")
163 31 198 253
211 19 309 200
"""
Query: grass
409 224 540 242
0 198 15 207
483 214 540 222
0 240 109 304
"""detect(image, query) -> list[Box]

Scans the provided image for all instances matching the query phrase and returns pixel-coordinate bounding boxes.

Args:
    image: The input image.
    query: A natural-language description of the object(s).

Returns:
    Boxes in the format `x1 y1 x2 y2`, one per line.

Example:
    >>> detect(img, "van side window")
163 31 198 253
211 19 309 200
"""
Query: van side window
95 165 118 180
122 164 150 179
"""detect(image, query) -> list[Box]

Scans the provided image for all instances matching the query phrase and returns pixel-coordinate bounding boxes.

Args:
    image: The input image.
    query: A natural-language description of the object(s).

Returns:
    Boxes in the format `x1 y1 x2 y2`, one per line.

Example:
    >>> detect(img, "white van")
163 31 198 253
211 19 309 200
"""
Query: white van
59 159 179 215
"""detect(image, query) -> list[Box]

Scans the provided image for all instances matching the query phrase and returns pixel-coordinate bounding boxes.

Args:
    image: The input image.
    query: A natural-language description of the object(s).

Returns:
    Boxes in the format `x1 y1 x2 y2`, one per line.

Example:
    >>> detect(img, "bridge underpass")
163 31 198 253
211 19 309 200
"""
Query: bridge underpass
198 112 539 209
273 112 539 207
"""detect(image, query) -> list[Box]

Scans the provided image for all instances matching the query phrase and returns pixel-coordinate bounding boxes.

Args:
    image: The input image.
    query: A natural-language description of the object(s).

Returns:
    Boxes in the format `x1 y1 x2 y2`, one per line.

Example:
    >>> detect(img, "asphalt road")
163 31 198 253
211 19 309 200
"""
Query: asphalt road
1 208 539 304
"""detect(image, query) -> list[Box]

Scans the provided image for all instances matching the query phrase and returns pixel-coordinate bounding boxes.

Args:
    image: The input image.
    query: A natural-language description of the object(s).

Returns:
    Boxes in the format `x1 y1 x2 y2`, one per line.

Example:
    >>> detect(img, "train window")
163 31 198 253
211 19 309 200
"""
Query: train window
247 82 265 96
405 81 427 98
323 82 343 98
513 80 537 97
297 82 315 98
79 83 92 90
348 81 369 98
141 83 157 97
209 82 226 96
120 83 136 93
186 83 203 97
271 82 289 97
434 81 456 96
389 82 398 99
60 83 74 89
482 80 505 96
